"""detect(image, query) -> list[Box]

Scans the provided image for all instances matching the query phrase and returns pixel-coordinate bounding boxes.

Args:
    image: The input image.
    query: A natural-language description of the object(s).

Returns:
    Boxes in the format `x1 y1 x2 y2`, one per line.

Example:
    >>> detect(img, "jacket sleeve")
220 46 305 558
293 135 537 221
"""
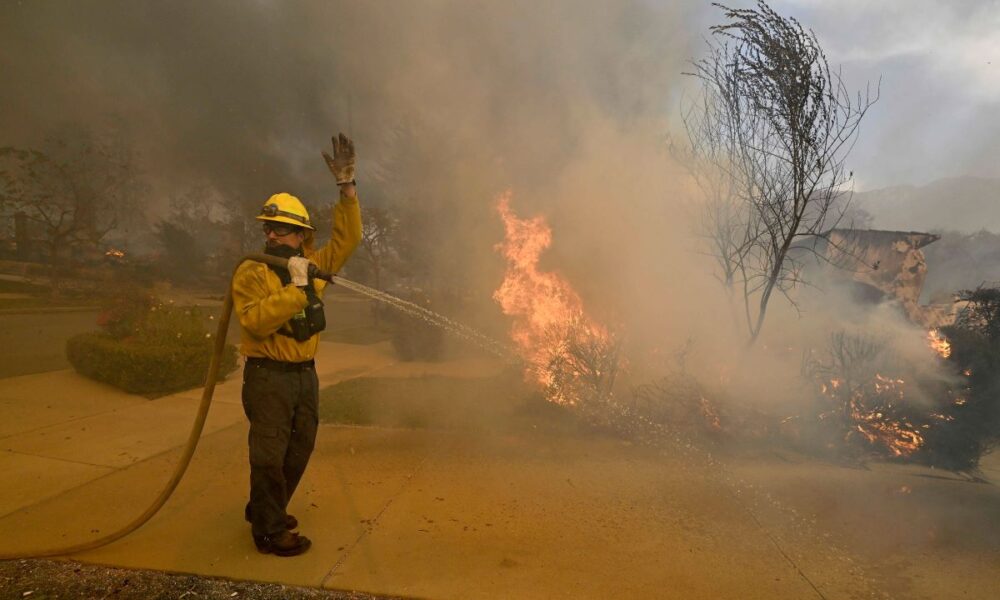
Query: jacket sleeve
231 263 309 339
308 193 362 273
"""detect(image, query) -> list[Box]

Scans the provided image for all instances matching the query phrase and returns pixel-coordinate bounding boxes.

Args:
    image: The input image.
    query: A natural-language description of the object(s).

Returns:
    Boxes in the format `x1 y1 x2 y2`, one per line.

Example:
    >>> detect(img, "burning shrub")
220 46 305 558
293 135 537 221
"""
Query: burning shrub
801 331 930 460
541 317 623 420
801 325 997 471
491 191 624 411
67 288 237 396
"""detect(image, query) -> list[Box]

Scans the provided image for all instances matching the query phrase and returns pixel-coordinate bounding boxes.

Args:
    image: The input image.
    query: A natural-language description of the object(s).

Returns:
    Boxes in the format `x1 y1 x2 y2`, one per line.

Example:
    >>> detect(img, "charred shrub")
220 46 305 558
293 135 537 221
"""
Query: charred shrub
802 320 1000 471
67 288 237 396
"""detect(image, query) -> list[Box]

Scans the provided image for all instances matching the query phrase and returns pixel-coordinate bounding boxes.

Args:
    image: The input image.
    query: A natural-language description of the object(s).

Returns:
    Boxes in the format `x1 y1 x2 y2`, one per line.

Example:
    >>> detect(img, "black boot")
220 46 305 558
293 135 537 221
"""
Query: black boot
253 531 312 557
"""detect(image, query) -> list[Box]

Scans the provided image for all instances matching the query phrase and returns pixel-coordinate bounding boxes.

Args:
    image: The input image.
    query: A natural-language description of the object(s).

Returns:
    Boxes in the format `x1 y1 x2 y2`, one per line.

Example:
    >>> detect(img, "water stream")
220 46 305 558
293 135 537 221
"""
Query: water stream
332 276 516 361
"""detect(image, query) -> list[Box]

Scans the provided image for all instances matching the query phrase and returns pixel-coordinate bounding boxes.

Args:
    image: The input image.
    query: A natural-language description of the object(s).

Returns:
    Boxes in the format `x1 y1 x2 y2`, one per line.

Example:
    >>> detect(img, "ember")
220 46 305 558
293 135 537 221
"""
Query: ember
699 396 723 432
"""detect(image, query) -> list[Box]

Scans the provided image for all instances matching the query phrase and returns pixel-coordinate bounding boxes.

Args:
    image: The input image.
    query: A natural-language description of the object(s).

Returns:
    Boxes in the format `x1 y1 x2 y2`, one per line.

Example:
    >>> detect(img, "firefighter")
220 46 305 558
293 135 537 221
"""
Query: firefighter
232 133 362 556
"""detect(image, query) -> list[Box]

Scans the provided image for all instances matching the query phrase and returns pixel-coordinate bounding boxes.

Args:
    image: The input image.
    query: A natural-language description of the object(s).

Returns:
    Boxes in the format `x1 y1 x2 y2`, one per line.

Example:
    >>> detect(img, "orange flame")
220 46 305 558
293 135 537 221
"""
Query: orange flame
816 372 925 457
927 329 951 359
105 248 125 258
492 191 611 404
848 376 923 457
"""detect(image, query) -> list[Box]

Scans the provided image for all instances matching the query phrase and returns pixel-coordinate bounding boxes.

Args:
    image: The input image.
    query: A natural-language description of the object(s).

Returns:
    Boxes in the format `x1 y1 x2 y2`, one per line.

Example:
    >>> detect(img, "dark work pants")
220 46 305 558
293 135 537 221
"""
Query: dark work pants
241 361 319 537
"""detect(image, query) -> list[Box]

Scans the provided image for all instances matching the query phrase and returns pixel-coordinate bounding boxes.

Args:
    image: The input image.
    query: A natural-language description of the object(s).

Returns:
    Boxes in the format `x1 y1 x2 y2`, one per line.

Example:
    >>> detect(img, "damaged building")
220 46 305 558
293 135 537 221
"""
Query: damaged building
817 229 960 328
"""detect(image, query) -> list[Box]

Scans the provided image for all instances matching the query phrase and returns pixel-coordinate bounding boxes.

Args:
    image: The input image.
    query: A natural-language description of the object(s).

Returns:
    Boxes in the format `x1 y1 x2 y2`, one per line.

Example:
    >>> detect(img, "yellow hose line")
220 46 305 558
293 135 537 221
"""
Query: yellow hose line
0 255 279 559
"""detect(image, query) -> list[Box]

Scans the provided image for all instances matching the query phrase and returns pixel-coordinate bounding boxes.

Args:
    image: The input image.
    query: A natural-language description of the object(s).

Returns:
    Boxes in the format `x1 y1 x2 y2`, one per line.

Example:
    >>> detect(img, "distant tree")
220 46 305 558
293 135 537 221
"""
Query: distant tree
154 186 230 282
356 206 399 291
0 126 145 263
683 1 878 344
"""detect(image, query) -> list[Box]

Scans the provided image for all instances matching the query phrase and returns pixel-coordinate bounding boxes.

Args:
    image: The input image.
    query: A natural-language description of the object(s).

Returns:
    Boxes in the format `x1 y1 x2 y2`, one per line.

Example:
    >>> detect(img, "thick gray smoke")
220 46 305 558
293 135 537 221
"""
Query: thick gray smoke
0 0 713 346
0 2 688 204
0 1 958 395
2 4 697 281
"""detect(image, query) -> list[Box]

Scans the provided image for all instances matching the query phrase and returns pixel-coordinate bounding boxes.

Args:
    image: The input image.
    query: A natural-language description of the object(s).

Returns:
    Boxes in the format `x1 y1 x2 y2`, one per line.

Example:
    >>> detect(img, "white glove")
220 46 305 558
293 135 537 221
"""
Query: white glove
287 256 310 287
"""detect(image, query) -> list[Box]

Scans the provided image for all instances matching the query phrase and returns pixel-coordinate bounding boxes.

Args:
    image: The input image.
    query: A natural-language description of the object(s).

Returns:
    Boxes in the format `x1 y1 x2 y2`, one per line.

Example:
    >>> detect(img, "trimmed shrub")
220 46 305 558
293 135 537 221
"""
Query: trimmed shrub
67 332 237 396
68 287 238 396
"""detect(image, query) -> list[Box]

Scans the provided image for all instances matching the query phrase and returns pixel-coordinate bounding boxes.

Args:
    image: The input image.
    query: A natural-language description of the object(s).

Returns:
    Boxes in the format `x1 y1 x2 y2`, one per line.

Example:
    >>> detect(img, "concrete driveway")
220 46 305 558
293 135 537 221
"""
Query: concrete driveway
1 340 998 599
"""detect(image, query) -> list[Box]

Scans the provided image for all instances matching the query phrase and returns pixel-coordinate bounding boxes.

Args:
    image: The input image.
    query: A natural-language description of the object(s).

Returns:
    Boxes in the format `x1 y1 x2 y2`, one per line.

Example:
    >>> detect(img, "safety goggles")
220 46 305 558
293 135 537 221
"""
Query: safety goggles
262 222 301 237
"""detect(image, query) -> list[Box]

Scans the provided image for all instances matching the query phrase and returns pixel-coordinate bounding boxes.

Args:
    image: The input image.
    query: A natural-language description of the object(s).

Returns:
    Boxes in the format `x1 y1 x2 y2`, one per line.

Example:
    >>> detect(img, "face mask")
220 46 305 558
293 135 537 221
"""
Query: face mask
263 243 303 260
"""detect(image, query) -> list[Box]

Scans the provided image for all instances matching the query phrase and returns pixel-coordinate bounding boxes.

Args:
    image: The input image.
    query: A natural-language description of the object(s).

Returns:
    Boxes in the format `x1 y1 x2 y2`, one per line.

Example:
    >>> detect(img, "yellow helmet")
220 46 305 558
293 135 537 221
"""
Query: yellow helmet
256 193 315 231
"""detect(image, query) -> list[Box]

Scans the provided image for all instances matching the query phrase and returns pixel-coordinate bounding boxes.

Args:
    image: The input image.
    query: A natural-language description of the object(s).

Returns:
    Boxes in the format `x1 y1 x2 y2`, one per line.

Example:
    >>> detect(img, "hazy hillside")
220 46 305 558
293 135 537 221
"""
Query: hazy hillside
849 176 1000 234
921 229 1000 302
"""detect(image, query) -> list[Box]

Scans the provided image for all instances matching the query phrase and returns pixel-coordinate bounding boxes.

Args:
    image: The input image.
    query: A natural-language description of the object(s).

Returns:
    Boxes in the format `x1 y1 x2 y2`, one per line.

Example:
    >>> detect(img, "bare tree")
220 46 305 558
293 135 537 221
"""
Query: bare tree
675 58 759 296
683 1 878 344
0 126 144 262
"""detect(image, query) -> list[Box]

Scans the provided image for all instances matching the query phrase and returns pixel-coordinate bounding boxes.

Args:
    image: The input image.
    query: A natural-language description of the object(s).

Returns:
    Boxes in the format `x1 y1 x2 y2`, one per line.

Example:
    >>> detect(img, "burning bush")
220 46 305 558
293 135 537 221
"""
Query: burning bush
800 322 999 471
493 191 625 409
541 317 624 420
800 331 937 461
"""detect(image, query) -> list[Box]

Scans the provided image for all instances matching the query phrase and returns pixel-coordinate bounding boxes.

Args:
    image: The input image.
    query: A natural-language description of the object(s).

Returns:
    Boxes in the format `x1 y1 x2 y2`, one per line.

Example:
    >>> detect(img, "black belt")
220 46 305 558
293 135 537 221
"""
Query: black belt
245 356 315 371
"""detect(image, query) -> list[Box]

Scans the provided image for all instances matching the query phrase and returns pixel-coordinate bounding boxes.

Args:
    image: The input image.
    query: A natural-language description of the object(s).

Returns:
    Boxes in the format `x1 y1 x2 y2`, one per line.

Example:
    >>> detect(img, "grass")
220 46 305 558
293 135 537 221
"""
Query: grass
0 278 47 294
318 372 576 432
0 296 100 310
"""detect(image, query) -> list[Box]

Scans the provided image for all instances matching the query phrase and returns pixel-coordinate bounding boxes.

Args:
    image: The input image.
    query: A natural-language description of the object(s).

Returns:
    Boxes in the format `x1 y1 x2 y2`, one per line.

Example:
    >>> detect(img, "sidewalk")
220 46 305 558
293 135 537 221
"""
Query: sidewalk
1 341 998 599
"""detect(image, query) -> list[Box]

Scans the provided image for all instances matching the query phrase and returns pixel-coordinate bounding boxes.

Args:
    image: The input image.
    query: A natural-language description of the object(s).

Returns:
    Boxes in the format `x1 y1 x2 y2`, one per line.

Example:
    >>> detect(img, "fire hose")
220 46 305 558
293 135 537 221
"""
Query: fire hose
0 253 334 560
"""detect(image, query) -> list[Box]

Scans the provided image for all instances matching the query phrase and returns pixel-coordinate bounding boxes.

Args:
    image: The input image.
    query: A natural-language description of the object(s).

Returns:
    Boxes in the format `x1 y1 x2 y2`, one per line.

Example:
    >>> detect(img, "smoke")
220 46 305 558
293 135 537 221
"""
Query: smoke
0 0 949 409
0 2 688 201
0 0 708 307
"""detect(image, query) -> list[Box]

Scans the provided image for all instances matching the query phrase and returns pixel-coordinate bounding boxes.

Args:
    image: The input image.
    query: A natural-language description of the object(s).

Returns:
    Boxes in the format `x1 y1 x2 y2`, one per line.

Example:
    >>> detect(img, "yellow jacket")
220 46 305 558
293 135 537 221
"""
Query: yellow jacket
232 194 362 362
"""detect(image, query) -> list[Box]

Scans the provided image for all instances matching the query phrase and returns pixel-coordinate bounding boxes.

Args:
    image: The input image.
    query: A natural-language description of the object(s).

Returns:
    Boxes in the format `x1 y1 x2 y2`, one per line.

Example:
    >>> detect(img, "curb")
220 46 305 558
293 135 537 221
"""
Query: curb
0 306 100 315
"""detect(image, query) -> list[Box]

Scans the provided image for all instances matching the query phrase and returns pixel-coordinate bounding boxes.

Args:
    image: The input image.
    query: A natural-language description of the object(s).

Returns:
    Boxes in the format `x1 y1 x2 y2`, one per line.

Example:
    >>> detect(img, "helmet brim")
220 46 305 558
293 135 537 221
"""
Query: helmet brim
256 214 316 231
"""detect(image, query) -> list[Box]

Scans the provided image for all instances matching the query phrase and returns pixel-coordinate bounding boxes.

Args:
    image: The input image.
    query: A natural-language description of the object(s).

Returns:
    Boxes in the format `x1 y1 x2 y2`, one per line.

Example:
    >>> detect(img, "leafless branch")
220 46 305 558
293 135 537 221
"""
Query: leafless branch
681 1 879 344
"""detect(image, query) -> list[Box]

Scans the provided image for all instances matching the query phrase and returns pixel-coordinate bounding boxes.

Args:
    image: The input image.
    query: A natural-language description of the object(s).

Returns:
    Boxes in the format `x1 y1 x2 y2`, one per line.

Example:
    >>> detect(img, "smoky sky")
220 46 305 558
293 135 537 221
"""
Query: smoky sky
3 1 996 208
2 0 986 403
0 1 692 210
766 0 1000 190
3 0 998 342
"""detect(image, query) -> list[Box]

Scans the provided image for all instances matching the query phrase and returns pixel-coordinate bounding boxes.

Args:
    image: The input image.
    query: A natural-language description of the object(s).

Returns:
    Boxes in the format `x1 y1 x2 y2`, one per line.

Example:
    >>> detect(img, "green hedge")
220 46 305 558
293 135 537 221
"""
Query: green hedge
66 332 237 396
